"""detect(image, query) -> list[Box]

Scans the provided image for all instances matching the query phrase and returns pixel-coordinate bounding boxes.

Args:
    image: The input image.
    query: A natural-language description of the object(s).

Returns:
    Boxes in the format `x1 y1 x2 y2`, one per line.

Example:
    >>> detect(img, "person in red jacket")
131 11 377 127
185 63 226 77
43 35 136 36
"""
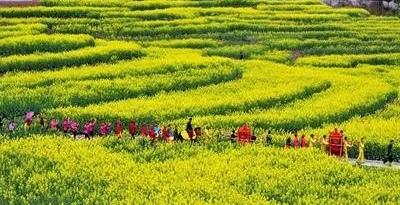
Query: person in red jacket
293 133 299 149
149 125 156 142
141 123 148 138
128 119 137 138
114 120 123 139
301 134 308 148
162 125 170 142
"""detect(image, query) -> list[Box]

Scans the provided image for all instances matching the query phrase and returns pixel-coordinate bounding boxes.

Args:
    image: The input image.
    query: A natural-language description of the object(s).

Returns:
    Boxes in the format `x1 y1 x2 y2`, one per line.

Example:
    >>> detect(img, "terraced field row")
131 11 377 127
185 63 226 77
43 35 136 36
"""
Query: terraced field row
0 60 243 115
45 61 321 121
0 40 144 73
1 137 399 204
0 49 230 87
0 1 398 69
0 23 47 39
45 61 395 131
0 34 94 57
297 53 400 68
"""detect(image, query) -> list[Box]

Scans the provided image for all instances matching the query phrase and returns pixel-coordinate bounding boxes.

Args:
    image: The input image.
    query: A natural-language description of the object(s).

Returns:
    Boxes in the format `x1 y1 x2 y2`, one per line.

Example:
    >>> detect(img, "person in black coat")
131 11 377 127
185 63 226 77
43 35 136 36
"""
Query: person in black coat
186 118 194 142
239 51 245 60
230 130 237 143
174 126 183 142
0 113 4 131
383 139 395 166
265 130 273 146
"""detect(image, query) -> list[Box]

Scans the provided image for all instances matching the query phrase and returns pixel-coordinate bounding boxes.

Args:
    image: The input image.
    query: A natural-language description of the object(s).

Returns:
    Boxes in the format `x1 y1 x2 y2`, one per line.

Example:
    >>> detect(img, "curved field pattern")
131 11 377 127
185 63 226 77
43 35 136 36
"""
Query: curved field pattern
1 0 400 204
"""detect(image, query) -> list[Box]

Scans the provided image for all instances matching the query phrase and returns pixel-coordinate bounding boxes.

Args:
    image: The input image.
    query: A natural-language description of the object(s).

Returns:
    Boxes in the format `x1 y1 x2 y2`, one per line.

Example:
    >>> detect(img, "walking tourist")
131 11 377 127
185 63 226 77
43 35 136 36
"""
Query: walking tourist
357 138 366 164
383 139 395 166
293 133 299 149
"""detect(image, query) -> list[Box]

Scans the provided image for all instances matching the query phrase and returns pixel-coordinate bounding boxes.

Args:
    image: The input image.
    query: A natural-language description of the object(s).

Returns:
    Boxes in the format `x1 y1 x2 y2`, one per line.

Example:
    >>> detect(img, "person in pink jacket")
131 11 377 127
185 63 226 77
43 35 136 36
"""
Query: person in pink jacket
100 122 111 136
83 121 93 140
25 111 34 130
49 117 58 131
70 120 79 139
62 117 70 135
89 119 96 138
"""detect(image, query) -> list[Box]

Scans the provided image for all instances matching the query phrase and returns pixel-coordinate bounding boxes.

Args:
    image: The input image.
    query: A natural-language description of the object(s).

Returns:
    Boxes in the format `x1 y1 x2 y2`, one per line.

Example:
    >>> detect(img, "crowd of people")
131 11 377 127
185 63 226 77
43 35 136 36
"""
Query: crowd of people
0 112 397 166
282 130 367 164
0 112 202 143
230 126 397 166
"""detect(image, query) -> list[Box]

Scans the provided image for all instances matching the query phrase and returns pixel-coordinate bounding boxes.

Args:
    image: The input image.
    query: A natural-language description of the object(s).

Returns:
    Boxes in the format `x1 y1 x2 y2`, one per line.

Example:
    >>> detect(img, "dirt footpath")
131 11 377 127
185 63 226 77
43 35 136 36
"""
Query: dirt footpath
0 0 39 7
349 158 400 169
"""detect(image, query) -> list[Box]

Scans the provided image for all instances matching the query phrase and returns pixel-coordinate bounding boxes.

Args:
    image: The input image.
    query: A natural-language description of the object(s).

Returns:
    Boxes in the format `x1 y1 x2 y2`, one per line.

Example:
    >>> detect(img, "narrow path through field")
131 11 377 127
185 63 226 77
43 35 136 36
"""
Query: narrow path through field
349 158 400 170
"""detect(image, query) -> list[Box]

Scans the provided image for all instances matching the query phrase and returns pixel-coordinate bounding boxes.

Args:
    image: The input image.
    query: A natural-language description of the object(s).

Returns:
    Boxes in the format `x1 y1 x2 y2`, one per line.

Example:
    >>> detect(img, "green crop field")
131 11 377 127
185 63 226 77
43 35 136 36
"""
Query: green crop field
1 0 400 204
